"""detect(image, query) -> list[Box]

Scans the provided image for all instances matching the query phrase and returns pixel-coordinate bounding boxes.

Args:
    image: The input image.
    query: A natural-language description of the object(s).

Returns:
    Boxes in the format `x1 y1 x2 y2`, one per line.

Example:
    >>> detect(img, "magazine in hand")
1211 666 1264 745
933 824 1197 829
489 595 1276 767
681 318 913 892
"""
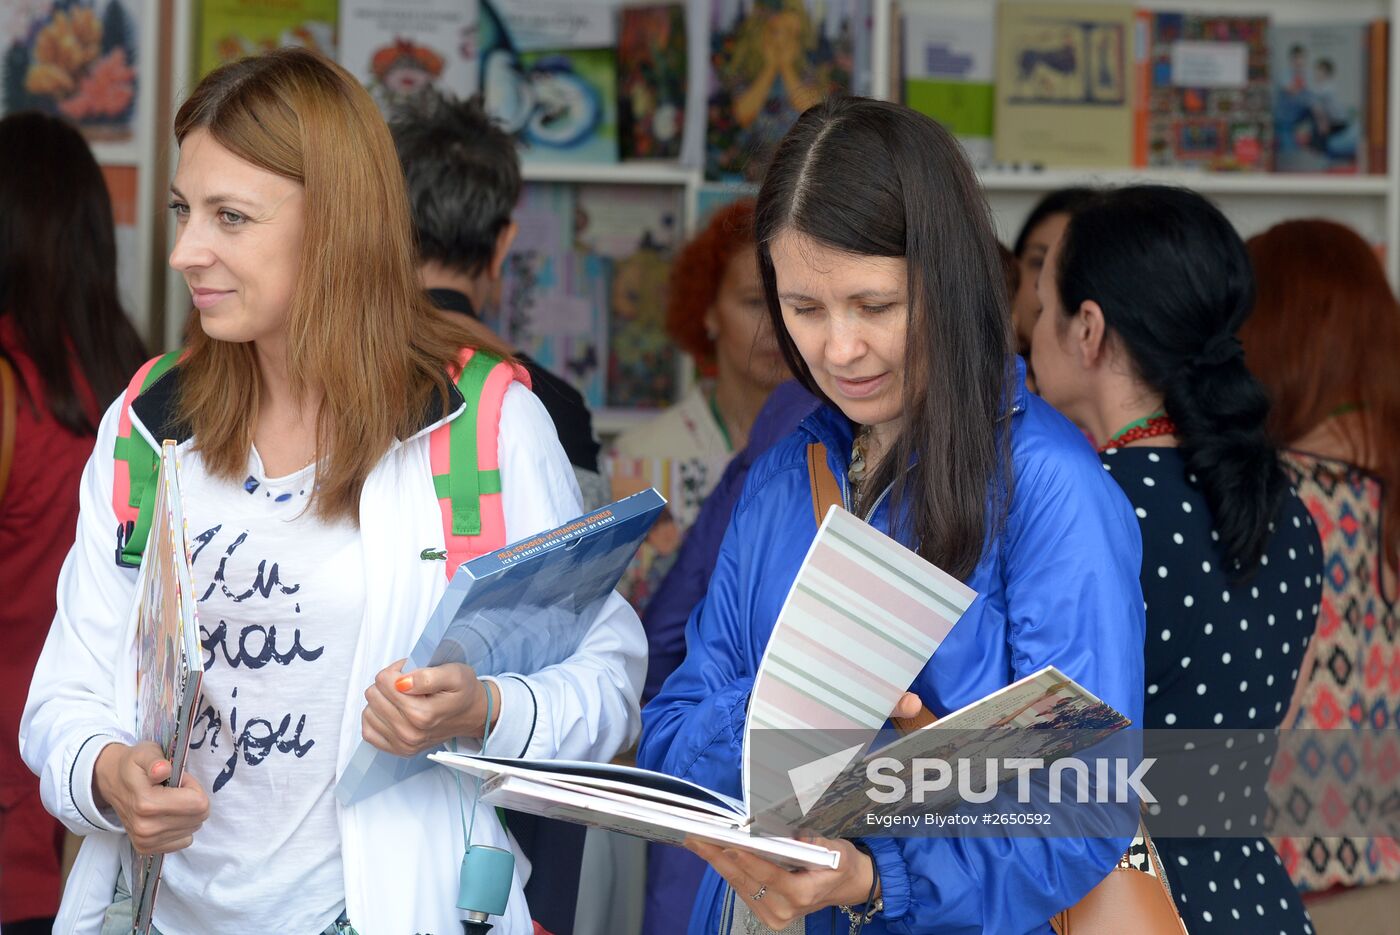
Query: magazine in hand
336 489 666 805
130 441 204 934
432 506 1025 868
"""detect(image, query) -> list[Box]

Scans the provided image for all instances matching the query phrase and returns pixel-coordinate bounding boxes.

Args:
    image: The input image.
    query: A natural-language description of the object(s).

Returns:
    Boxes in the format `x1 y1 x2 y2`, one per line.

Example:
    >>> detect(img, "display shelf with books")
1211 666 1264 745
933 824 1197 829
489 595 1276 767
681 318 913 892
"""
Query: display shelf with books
976 166 1395 195
880 0 1400 285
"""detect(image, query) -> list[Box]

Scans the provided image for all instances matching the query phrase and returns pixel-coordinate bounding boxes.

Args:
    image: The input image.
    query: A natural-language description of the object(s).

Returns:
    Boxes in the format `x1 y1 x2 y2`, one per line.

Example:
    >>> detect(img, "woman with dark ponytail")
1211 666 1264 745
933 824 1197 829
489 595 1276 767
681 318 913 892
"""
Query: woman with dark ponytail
1030 185 1322 934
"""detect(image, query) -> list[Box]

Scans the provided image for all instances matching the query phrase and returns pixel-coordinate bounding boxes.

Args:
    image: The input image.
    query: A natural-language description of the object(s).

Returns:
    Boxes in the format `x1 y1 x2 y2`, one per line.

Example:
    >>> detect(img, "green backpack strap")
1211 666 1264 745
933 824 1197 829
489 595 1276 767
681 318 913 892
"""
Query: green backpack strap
432 351 506 538
113 351 181 567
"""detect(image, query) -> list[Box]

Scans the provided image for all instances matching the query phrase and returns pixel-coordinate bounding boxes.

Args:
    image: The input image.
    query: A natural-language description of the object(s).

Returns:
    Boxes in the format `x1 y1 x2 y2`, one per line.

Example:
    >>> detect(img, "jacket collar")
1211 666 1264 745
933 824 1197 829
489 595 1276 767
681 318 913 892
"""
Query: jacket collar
129 361 466 450
427 288 477 320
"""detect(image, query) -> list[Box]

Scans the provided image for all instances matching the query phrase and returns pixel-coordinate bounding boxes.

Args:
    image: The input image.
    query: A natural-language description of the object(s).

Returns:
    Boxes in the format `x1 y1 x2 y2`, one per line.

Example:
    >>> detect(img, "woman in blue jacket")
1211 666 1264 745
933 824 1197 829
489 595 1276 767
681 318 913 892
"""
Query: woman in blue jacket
637 97 1148 934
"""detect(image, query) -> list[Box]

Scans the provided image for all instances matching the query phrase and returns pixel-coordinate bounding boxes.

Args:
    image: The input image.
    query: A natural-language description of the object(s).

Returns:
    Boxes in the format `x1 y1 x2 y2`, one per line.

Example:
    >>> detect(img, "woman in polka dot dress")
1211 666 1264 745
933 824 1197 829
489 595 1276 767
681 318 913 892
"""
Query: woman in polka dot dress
1029 185 1323 934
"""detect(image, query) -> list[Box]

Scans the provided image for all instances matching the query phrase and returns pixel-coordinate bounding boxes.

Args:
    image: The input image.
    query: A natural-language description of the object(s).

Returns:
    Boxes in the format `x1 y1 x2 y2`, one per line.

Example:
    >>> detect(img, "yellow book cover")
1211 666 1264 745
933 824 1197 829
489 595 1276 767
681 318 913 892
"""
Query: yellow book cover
994 2 1136 167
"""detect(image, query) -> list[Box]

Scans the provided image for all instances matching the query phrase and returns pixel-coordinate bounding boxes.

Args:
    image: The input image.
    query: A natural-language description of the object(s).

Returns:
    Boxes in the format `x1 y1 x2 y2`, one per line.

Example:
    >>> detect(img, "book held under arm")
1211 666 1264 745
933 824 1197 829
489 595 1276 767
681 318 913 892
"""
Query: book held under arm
130 441 204 934
335 489 666 805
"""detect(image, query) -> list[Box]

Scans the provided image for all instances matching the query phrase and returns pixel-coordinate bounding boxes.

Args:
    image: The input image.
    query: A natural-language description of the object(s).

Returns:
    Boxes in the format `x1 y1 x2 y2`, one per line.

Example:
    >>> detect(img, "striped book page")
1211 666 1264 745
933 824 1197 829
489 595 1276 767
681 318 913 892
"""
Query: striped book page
742 506 978 810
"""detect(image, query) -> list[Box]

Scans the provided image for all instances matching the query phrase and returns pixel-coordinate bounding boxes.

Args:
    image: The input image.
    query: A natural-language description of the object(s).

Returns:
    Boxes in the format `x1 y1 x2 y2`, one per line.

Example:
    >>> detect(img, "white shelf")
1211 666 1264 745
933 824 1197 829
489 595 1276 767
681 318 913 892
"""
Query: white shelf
977 168 1395 196
520 161 695 186
593 408 666 437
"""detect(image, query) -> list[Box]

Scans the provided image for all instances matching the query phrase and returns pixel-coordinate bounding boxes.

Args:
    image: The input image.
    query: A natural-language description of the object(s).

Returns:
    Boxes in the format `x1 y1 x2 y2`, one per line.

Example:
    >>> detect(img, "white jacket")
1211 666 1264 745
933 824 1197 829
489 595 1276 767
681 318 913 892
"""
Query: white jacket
20 379 646 935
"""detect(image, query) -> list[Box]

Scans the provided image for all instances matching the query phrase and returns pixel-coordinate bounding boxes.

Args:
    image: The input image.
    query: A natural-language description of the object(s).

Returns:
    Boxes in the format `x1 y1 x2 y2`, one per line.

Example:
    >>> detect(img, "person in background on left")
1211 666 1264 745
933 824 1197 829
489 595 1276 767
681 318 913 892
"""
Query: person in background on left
391 91 605 510
0 111 149 935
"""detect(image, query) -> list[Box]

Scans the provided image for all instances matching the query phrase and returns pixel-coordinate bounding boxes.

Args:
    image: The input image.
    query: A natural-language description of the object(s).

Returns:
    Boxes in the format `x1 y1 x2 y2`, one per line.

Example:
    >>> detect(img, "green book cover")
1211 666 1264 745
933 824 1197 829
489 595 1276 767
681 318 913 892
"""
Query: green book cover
902 0 996 166
196 0 338 79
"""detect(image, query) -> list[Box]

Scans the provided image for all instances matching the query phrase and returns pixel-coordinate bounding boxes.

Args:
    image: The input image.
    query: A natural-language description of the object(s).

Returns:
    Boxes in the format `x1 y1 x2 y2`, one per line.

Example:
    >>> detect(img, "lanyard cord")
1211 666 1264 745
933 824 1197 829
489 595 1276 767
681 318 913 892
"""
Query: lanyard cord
450 681 494 847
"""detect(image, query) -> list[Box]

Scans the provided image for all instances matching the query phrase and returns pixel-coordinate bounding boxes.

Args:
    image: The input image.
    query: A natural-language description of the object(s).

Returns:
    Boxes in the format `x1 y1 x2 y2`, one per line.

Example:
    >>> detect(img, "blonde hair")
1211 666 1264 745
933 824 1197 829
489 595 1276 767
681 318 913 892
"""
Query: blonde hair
172 48 512 523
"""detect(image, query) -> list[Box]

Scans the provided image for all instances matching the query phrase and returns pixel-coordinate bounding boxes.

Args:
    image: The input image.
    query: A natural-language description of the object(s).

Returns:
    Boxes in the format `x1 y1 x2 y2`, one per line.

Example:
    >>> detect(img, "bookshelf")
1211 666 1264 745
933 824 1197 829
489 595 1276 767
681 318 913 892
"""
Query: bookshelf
878 0 1400 284
150 0 1400 437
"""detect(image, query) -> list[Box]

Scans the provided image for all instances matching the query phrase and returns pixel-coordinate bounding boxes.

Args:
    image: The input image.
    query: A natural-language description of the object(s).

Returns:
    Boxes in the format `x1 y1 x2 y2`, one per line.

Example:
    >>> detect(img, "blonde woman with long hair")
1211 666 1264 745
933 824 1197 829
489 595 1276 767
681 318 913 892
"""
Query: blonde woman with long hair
20 49 644 935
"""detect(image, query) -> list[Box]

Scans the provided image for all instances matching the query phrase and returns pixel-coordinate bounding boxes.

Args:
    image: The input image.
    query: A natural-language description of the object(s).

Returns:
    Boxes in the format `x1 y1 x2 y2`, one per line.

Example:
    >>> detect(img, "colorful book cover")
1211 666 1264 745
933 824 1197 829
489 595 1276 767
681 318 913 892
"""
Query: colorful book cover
494 183 609 408
479 0 619 164
705 0 872 182
1142 12 1272 172
516 47 619 163
195 0 337 80
130 442 204 933
336 490 666 805
575 185 681 409
1272 24 1367 174
1 0 140 145
618 4 687 160
994 2 1136 168
901 0 996 167
338 0 478 119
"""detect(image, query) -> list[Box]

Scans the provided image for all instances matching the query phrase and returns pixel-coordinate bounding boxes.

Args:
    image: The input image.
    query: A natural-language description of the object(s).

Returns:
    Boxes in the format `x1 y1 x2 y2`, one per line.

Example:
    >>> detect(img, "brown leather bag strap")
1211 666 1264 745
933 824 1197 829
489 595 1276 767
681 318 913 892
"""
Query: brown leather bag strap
805 441 843 529
0 356 16 507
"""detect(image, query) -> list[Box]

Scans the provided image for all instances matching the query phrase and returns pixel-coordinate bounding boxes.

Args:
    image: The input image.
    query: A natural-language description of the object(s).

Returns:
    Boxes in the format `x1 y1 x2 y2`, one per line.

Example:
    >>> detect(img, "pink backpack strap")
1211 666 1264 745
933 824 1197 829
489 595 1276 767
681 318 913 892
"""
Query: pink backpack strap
428 348 531 579
112 351 182 566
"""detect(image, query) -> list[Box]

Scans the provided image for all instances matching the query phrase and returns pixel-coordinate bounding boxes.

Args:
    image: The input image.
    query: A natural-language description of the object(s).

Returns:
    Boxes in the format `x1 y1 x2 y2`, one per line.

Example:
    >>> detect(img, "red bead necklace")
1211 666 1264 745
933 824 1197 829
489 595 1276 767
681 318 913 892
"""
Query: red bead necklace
1097 412 1178 453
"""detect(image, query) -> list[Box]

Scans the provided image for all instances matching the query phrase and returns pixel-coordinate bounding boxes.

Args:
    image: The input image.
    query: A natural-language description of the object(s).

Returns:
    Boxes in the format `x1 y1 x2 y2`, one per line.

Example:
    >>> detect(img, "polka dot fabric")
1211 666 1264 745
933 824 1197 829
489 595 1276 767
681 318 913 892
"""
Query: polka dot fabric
1101 446 1322 933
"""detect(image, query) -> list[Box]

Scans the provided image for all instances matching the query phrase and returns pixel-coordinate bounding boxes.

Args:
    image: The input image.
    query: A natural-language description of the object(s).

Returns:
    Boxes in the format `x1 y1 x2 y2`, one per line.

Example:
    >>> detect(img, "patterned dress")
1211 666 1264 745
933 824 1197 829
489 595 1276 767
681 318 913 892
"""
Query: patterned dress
1270 451 1400 892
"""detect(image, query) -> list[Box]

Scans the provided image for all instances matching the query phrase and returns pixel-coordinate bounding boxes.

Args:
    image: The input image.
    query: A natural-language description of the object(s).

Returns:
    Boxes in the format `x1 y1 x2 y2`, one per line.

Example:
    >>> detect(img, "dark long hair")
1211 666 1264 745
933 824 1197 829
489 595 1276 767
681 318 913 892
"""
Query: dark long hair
755 96 1013 579
1055 186 1284 576
0 112 146 433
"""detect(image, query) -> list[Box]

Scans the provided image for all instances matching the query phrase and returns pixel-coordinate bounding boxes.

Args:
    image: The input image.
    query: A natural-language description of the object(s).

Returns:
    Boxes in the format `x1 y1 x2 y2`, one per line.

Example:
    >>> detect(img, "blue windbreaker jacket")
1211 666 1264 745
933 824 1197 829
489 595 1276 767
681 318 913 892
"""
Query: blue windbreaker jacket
637 364 1147 935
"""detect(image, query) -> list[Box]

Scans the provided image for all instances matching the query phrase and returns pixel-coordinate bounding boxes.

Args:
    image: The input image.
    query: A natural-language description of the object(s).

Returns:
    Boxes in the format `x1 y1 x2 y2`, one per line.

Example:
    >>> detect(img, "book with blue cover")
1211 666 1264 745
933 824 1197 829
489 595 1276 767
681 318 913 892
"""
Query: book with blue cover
335 489 665 805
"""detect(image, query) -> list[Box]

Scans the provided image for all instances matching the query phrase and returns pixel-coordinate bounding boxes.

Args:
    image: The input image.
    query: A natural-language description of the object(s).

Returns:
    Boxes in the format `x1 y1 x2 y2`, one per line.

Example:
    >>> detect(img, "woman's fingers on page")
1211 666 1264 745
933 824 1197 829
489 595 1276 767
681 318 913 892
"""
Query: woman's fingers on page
893 691 924 719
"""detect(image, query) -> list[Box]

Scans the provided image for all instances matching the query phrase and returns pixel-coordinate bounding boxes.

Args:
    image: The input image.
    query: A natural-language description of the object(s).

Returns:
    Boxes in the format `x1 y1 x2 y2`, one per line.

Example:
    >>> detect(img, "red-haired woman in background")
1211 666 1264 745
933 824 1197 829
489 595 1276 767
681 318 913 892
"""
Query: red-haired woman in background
1243 219 1400 935
0 111 148 934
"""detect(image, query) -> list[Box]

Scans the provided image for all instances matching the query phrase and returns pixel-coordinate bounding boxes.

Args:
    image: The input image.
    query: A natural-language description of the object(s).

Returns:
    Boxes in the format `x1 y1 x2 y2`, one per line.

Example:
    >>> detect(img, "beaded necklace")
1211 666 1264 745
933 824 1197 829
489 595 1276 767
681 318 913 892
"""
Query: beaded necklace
1097 410 1178 453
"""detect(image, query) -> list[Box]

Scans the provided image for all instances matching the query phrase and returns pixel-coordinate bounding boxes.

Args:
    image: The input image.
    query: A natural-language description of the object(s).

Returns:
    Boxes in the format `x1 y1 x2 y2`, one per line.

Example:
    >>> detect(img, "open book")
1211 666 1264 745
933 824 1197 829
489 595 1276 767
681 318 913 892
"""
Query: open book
430 505 975 866
130 441 204 934
336 489 666 805
432 507 1132 867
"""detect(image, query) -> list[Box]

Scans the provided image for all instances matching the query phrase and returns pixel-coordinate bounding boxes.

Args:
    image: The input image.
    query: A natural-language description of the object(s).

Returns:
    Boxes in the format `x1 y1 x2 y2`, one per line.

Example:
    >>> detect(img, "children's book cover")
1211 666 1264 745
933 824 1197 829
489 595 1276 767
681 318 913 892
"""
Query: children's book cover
902 0 996 167
994 2 1136 167
195 0 337 80
618 4 687 160
574 184 682 409
705 0 871 182
2 0 140 146
1142 12 1272 171
1272 24 1367 173
495 183 610 408
339 0 478 118
479 0 619 164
